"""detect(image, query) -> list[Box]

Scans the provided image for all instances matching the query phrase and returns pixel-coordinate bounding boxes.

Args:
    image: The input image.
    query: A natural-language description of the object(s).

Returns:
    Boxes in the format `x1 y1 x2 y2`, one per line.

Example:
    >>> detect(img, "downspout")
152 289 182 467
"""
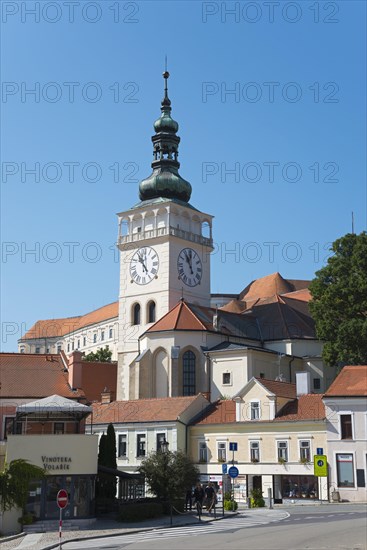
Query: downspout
288 356 295 383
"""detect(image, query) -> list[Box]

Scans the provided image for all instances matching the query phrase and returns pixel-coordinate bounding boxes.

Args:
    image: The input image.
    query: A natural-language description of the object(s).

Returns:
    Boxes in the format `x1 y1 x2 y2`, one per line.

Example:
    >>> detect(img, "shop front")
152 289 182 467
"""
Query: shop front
273 474 319 502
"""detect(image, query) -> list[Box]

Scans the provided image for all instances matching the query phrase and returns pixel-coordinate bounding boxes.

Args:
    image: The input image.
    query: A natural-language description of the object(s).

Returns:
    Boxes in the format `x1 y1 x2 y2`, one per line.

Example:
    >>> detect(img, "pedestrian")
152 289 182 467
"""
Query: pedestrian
185 488 193 511
205 482 216 513
193 482 205 515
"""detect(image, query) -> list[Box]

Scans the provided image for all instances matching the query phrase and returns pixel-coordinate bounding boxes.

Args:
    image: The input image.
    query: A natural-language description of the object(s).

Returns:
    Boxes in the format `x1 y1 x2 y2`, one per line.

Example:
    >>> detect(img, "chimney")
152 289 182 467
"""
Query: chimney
296 371 311 396
68 351 83 390
101 387 112 404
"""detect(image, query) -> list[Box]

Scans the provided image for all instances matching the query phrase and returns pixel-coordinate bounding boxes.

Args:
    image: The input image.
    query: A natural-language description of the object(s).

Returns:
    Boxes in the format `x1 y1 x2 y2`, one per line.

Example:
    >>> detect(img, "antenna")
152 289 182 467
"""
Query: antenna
351 211 355 234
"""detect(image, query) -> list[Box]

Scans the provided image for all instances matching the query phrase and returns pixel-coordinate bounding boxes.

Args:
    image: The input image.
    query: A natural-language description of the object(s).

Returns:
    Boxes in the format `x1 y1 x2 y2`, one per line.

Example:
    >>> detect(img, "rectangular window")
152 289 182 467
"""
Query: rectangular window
313 378 321 390
118 434 127 457
156 433 166 452
101 331 105 341
83 337 86 347
57 345 62 353
340 414 353 439
277 441 288 462
137 434 146 457
222 372 231 385
299 440 311 462
250 401 260 420
54 422 64 434
250 441 260 462
77 339 80 349
199 442 207 463
67 343 70 352
217 442 226 462
46 347 50 353
35 347 40 354
72 341 75 351
336 454 354 487
93 333 97 344
109 328 113 339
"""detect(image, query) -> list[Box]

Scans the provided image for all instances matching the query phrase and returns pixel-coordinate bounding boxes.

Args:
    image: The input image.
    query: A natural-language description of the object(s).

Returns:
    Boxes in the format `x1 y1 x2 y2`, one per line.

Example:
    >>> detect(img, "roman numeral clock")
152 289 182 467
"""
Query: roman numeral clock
130 247 159 285
177 248 202 287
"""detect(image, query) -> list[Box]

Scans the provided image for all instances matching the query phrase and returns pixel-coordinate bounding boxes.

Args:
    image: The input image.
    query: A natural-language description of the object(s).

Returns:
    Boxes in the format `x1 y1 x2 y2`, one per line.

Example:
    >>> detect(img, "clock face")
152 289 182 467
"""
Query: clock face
130 247 159 285
177 248 202 287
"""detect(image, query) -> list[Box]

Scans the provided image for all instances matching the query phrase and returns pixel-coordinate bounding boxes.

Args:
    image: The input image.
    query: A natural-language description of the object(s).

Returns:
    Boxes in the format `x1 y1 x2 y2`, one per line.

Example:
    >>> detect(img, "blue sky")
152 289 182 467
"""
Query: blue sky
1 0 366 351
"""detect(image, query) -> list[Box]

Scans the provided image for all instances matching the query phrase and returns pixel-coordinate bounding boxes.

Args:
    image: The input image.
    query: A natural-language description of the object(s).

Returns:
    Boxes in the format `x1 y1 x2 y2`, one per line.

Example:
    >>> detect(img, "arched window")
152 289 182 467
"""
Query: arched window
183 350 196 396
132 303 141 325
148 301 156 323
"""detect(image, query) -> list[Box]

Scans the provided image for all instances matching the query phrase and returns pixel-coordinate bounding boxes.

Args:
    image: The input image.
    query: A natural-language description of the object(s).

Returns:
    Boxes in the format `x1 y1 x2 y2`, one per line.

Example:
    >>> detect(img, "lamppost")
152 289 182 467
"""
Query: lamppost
160 437 173 526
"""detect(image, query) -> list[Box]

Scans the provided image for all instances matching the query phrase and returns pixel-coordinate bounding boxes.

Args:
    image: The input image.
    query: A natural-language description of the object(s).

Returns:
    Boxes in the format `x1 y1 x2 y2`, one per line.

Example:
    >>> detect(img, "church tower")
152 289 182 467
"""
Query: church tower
116 71 214 400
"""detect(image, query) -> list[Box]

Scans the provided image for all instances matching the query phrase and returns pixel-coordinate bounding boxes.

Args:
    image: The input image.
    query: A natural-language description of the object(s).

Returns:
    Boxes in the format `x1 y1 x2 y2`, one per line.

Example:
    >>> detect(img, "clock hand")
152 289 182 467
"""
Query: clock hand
137 252 148 273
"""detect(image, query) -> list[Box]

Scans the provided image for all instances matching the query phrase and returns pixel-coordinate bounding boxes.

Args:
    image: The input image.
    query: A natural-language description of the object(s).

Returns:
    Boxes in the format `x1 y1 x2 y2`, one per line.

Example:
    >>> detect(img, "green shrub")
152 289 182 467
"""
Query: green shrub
223 499 238 511
250 488 265 508
118 502 164 522
18 513 34 525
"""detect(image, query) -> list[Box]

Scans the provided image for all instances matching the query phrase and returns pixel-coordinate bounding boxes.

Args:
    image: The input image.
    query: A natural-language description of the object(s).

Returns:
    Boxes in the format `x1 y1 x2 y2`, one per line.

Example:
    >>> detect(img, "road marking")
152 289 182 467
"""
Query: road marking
63 513 289 549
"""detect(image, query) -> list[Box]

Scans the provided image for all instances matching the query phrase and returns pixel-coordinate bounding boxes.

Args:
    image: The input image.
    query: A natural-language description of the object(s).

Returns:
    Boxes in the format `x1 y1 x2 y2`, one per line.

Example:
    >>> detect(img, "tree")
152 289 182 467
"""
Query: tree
139 450 199 502
84 346 112 362
309 232 367 366
0 459 45 512
96 423 117 499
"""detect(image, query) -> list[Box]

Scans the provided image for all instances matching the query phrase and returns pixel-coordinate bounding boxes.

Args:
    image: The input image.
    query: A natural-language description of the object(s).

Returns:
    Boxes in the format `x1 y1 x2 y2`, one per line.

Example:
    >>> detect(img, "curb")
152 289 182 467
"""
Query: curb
36 514 235 550
0 532 26 543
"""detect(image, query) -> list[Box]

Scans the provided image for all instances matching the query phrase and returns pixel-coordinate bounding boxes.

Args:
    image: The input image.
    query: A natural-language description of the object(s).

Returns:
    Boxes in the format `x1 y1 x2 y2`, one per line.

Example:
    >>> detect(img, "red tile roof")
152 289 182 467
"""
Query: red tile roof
146 300 207 332
257 378 296 399
194 400 236 425
274 394 325 421
0 353 84 399
193 394 325 425
324 365 367 397
21 302 118 340
89 395 206 424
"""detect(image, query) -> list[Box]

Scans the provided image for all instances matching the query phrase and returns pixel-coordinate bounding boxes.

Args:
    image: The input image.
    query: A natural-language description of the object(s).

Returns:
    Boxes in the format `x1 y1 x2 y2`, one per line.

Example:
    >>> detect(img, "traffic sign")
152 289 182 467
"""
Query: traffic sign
317 448 323 455
229 442 238 451
228 466 239 478
222 463 227 474
314 455 328 477
56 489 68 509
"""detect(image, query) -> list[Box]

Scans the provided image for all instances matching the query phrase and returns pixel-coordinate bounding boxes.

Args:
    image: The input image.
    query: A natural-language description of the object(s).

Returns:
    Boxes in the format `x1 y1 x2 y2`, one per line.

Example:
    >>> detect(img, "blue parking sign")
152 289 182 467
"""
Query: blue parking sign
229 442 238 451
222 463 227 474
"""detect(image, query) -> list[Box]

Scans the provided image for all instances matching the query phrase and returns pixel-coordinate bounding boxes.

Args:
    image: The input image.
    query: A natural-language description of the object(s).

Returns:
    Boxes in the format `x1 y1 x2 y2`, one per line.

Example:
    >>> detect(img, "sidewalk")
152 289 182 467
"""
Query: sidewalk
0 508 238 550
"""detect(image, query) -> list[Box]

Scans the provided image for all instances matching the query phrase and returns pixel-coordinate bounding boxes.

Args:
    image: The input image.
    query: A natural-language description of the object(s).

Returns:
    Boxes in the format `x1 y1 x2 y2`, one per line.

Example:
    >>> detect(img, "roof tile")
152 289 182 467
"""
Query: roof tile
324 365 367 397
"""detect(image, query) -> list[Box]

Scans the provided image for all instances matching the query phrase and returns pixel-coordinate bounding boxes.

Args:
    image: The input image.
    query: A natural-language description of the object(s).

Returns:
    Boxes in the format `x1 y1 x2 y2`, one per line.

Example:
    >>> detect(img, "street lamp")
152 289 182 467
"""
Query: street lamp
161 437 169 454
160 437 173 525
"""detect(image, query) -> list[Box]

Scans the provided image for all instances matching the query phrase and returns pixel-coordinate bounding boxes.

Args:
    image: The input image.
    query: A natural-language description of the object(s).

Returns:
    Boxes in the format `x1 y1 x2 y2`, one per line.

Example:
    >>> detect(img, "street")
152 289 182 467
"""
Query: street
62 505 366 550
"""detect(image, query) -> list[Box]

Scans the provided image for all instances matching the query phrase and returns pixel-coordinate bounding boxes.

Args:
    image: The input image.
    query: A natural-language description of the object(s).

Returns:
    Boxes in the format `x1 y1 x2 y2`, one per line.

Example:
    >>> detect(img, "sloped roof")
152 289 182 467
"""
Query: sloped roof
17 395 92 413
0 353 84 399
146 300 261 340
194 400 236 425
193 394 325 425
324 365 367 397
256 378 296 399
274 394 325 421
21 302 118 340
146 296 314 341
89 395 206 424
237 273 310 302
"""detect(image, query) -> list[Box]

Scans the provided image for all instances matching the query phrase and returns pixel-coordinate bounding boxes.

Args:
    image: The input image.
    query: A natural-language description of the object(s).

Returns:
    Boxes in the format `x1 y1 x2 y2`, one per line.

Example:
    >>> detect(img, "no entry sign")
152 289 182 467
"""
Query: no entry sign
56 489 68 509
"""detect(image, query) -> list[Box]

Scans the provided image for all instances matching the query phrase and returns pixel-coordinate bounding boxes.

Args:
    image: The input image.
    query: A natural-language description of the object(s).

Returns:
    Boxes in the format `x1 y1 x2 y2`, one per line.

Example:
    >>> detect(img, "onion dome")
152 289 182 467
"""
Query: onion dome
139 71 192 203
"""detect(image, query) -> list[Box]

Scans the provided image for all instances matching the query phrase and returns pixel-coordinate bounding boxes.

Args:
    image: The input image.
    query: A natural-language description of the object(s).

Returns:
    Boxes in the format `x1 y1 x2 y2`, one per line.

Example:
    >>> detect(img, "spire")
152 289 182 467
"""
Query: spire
138 69 192 203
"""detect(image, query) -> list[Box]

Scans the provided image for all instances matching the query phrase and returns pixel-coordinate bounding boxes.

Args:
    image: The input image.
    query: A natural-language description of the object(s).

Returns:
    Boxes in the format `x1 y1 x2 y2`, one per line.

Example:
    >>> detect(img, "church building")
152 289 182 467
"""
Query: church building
18 72 332 402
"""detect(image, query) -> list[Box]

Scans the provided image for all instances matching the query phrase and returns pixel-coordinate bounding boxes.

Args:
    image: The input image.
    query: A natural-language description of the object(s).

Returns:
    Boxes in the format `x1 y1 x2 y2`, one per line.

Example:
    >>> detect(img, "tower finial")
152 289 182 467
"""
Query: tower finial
163 58 169 102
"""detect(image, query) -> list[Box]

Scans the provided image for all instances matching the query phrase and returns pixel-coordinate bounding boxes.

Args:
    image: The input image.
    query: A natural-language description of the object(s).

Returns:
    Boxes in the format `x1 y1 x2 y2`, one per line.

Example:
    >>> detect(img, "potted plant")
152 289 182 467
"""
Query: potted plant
251 458 259 463
299 457 309 464
278 457 287 465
